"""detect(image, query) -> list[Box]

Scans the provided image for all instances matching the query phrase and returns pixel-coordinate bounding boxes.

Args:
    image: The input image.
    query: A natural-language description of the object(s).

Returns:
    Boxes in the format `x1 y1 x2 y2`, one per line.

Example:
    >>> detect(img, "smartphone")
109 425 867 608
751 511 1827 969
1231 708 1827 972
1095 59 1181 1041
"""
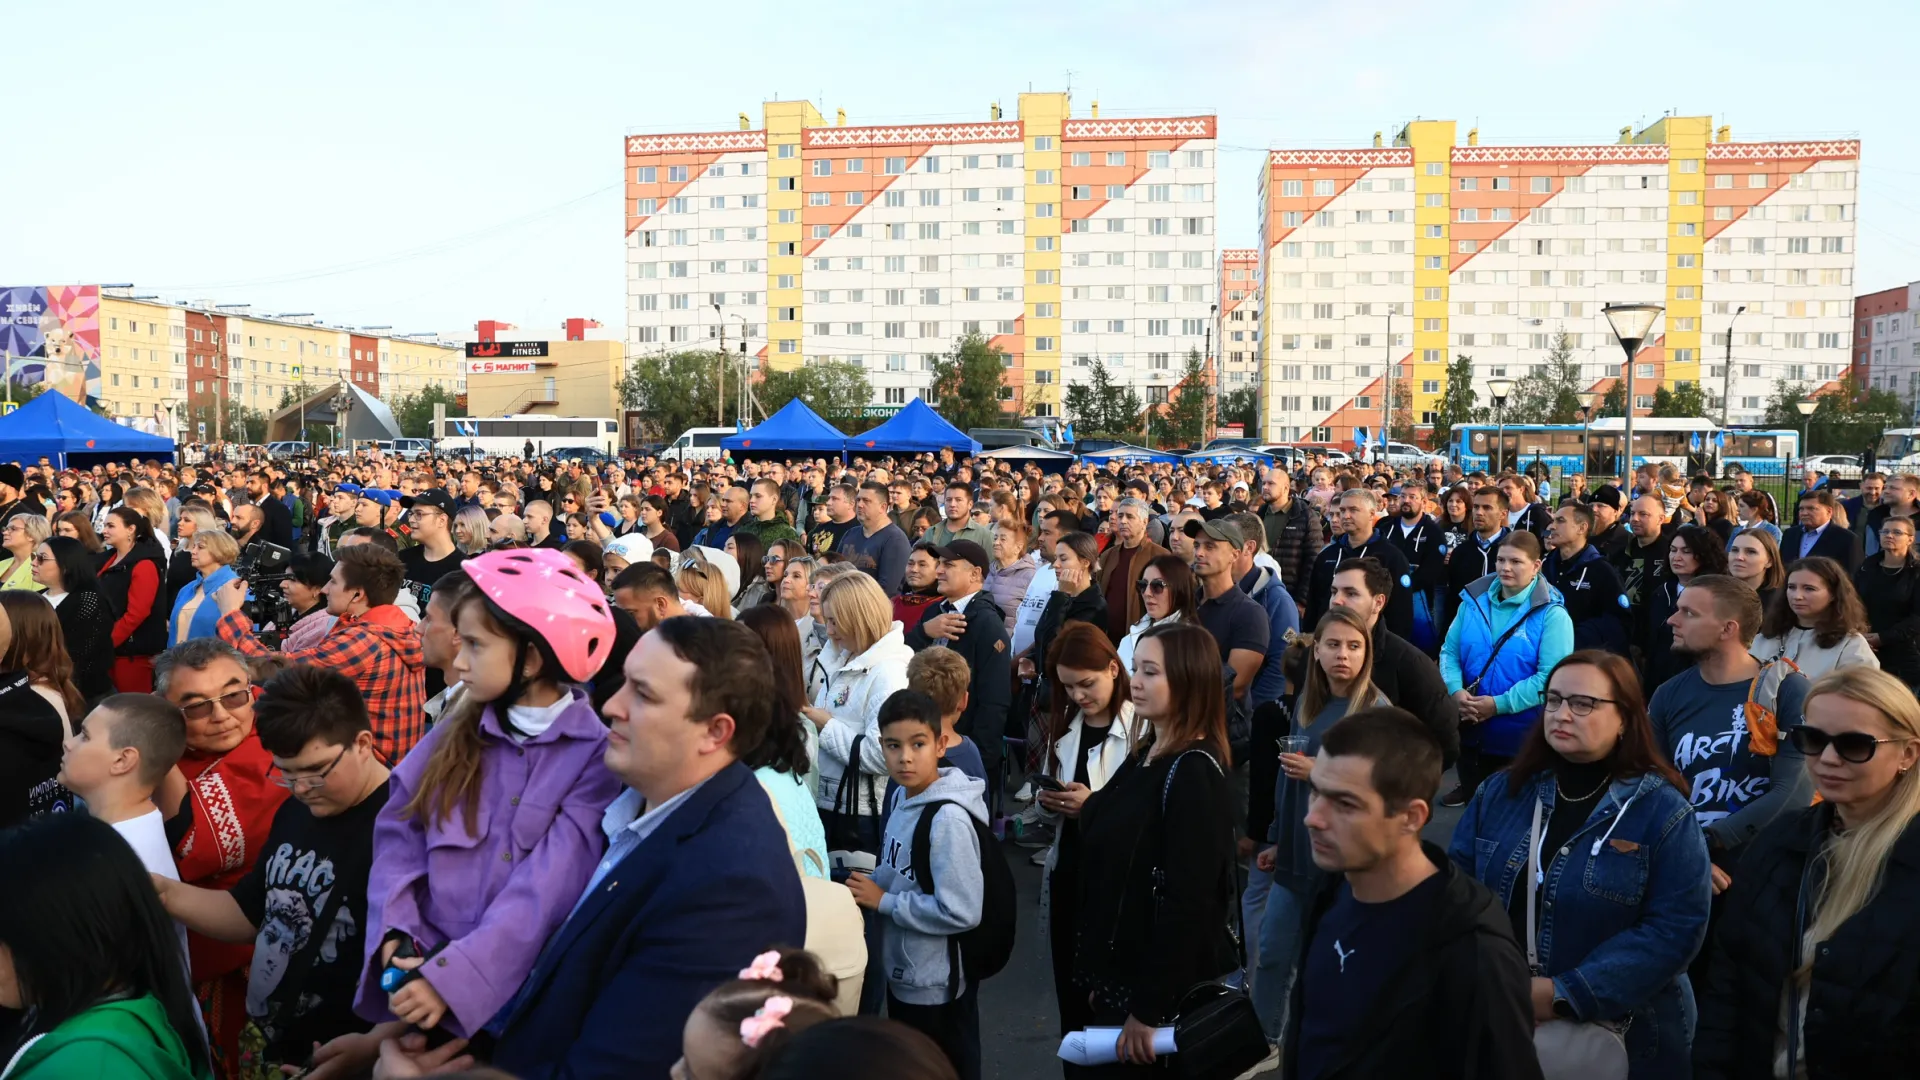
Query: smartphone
1028 774 1067 793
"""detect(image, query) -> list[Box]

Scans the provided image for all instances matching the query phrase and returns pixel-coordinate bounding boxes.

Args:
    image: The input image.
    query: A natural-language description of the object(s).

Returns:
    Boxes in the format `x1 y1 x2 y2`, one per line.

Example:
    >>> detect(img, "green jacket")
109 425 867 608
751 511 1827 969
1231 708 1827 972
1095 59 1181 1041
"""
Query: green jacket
732 512 803 549
4 994 208 1080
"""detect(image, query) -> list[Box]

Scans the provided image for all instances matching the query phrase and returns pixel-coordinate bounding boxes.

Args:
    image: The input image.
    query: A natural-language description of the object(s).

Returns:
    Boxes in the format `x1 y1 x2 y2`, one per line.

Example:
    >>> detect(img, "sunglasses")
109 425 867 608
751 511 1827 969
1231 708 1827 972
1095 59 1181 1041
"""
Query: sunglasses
1136 578 1169 594
179 687 253 721
1787 726 1912 764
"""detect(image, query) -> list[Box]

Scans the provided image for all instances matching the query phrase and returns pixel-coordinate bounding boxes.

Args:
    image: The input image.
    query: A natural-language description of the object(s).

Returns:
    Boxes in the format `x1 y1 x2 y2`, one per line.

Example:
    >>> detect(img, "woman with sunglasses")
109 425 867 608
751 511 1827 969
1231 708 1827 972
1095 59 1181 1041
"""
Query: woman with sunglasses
1449 650 1709 1077
1694 666 1920 1079
1853 514 1920 689
1753 557 1879 681
1117 554 1197 675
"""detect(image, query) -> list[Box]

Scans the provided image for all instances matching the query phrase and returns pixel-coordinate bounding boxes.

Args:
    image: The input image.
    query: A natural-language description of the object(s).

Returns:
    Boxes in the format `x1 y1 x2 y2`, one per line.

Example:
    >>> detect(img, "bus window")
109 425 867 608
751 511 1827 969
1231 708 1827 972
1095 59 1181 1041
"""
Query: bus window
671 435 690 450
693 432 725 448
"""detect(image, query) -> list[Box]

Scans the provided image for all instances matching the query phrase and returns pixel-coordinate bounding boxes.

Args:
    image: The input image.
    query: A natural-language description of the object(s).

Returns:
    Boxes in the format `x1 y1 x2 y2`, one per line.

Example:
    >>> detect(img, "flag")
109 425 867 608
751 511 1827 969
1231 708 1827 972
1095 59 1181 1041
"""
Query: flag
1690 432 1701 452
1714 431 1725 451
1353 426 1369 450
1062 422 1076 444
1376 427 1388 447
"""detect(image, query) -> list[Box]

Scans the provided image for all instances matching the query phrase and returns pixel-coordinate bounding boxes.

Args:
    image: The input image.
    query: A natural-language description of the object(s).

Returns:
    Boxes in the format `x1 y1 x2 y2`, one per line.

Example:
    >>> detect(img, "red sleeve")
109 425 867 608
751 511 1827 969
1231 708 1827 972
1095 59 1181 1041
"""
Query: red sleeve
111 561 160 647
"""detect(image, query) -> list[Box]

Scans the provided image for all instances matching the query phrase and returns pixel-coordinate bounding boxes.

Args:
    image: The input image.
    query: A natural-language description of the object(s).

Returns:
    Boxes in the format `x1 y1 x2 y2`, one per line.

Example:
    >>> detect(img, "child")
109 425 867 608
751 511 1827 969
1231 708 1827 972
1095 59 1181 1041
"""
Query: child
59 692 191 964
846 689 986 1080
153 665 394 1080
902 648 987 783
355 548 623 1043
671 948 840 1080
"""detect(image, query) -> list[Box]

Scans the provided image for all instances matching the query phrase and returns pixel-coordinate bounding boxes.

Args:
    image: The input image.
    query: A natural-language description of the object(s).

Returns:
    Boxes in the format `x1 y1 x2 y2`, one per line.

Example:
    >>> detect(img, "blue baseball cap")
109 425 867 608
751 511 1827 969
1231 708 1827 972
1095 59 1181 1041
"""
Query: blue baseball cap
359 489 393 508
335 482 362 497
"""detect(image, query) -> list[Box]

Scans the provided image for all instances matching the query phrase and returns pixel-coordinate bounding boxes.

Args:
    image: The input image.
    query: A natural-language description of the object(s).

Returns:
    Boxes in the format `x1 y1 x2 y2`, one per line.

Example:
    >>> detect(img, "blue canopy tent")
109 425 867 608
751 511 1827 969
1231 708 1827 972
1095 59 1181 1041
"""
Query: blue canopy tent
844 398 982 455
0 392 174 467
1183 449 1274 467
1079 443 1182 465
720 398 850 456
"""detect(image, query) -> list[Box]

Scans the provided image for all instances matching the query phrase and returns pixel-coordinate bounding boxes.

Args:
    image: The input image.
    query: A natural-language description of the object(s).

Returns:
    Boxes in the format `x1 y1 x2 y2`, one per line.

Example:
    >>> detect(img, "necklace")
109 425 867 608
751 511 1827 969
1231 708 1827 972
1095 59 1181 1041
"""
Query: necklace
1556 773 1611 802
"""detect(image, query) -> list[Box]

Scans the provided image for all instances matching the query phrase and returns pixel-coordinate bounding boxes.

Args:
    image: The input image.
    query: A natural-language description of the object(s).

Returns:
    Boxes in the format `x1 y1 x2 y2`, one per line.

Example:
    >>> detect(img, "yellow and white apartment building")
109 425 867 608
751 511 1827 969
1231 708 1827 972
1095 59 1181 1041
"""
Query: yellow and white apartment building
624 94 1218 416
1255 117 1861 444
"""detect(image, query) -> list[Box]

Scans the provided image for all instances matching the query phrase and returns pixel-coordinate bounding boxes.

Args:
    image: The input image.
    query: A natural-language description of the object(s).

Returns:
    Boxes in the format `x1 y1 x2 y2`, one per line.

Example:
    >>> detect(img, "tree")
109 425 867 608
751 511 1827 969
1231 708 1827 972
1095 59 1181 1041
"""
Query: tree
277 382 323 411
759 360 875 433
618 349 736 439
390 385 465 439
1160 348 1211 449
228 405 270 444
1503 331 1586 424
1593 380 1627 420
1650 382 1707 418
926 333 1010 433
1768 374 1904 455
1384 375 1415 444
1427 353 1479 450
1218 387 1259 434
1063 357 1143 443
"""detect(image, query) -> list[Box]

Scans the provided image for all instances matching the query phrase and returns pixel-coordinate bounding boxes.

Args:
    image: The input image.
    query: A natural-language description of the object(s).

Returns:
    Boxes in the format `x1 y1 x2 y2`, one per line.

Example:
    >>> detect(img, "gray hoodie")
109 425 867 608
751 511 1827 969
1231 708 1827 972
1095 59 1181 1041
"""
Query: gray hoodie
872 767 988 1005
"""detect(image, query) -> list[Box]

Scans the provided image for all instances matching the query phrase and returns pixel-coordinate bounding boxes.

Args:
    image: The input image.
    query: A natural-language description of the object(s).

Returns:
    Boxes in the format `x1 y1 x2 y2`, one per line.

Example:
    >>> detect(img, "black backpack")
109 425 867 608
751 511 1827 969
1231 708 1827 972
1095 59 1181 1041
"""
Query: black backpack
909 799 1017 998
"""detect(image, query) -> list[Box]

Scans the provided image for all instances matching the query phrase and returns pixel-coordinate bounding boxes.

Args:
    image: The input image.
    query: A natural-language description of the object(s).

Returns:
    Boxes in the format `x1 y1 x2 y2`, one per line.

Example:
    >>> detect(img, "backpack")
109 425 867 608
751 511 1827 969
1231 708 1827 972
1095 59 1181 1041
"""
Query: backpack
909 799 1017 998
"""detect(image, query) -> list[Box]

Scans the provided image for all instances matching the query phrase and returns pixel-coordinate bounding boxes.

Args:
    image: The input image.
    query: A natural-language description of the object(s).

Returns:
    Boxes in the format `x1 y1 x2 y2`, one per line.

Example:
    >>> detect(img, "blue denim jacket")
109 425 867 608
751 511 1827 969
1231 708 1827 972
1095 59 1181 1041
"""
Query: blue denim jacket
1448 769 1711 1066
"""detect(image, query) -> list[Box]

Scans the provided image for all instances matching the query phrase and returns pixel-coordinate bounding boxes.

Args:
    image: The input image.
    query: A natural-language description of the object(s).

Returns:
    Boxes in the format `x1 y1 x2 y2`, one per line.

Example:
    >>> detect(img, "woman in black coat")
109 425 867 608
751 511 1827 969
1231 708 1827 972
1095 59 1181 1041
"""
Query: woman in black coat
1694 667 1920 1080
1853 515 1920 688
1073 623 1239 1073
30 536 116 705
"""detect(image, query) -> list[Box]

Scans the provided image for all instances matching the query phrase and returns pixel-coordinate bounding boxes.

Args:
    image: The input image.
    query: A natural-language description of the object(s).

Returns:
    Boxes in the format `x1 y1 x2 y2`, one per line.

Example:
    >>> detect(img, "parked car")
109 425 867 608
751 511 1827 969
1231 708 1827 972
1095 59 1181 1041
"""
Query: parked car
264 441 312 458
542 446 618 466
661 426 735 462
1800 453 1864 480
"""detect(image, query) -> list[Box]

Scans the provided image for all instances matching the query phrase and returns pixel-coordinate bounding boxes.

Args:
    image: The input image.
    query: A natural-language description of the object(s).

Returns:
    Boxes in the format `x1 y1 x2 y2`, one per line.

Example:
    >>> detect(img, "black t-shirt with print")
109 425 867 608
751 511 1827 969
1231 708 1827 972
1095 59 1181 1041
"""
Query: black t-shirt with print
399 546 468 609
1294 871 1446 1080
231 780 391 1067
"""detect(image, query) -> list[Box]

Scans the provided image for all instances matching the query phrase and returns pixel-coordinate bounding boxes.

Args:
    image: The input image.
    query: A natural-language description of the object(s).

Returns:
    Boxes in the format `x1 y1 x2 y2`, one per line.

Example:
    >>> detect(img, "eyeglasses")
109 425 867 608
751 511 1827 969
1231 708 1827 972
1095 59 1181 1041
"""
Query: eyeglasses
1542 691 1616 717
267 746 348 792
1136 578 1169 594
178 687 253 720
1787 726 1913 764
763 554 785 564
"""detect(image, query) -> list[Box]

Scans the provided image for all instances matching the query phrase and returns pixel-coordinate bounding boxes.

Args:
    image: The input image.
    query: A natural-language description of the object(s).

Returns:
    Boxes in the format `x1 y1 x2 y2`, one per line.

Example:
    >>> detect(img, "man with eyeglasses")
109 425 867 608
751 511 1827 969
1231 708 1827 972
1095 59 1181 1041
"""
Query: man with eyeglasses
1652 575 1811 937
152 665 392 1079
152 637 291 1075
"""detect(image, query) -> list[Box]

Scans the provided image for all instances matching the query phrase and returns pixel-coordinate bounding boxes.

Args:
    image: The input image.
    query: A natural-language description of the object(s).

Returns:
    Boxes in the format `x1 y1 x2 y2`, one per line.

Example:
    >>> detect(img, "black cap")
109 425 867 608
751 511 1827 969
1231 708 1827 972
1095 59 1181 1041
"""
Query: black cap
0 464 22 490
404 489 458 517
1591 484 1625 511
929 539 991 575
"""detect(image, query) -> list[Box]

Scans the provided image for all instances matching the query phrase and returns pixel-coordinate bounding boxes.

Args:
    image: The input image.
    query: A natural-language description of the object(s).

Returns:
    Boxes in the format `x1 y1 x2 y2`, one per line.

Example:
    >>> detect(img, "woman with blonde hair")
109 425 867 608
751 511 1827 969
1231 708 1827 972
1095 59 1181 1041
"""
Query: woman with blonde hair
123 486 172 557
0 514 50 592
164 505 222 605
452 505 491 555
167 527 240 646
1694 666 1920 1078
803 572 911 862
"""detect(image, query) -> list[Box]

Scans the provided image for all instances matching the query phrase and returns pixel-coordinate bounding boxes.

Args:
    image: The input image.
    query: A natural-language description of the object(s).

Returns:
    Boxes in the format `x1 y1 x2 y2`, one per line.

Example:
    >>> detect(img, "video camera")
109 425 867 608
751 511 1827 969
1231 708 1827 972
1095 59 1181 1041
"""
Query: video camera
231 540 295 644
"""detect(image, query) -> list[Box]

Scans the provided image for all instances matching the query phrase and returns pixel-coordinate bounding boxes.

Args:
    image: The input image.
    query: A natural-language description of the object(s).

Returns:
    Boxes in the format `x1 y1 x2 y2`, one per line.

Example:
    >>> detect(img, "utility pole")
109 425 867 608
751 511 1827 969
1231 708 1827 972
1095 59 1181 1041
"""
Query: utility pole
1382 311 1393 461
1721 305 1745 427
714 303 726 427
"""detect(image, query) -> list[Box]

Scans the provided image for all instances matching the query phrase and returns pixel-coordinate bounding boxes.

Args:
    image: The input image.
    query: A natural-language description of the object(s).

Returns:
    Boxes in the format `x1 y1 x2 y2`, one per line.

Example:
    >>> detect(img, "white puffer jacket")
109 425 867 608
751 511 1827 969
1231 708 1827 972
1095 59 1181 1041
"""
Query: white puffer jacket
813 622 914 818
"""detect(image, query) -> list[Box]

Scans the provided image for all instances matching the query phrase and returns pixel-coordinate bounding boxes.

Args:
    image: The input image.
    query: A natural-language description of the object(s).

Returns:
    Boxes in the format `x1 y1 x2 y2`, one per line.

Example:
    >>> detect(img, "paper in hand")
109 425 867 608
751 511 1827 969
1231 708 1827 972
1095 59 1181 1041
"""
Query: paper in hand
1056 1025 1178 1065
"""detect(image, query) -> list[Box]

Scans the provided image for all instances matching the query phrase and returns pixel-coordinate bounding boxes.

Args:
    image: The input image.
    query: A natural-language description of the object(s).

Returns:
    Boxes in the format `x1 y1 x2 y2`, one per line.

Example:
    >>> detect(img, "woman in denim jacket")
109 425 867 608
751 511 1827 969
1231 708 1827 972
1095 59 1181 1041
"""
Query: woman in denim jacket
1449 649 1712 1077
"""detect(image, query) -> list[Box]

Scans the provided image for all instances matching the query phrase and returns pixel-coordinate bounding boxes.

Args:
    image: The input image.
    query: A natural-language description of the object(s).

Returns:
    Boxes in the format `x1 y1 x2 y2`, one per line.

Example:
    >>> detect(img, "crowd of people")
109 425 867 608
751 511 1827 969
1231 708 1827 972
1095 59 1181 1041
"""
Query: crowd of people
0 442 1917 1080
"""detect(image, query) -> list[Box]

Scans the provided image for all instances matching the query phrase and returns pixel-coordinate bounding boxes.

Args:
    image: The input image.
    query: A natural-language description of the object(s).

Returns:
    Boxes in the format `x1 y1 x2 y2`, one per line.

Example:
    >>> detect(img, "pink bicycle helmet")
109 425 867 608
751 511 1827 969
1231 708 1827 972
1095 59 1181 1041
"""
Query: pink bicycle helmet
461 548 615 683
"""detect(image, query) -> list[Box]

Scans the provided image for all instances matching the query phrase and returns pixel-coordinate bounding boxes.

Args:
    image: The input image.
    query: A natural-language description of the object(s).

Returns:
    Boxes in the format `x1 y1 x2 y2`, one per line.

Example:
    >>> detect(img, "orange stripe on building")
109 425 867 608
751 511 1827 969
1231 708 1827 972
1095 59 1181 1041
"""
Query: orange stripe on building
625 147 745 235
1060 137 1196 222
1447 164 1597 273
799 145 934 256
1319 352 1414 443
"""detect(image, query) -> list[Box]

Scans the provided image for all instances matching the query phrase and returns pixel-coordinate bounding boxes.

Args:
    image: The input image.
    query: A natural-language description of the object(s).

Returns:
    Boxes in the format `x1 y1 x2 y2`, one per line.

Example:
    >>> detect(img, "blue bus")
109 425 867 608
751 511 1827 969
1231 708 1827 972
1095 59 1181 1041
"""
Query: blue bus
1450 418 1798 478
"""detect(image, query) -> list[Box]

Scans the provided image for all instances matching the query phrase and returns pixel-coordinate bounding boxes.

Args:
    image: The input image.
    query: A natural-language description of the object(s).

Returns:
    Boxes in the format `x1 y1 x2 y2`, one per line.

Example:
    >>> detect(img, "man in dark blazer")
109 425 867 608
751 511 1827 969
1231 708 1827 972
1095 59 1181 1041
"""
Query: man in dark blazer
905 539 1012 785
485 618 806 1080
1781 488 1863 573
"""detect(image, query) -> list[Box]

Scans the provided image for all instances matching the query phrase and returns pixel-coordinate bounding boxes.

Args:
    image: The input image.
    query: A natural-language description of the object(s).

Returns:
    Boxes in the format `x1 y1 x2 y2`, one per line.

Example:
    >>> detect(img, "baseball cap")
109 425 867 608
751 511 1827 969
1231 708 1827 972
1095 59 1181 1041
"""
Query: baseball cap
334 482 363 497
929 539 990 575
1590 485 1625 511
1182 517 1246 546
359 489 394 508
404 489 457 516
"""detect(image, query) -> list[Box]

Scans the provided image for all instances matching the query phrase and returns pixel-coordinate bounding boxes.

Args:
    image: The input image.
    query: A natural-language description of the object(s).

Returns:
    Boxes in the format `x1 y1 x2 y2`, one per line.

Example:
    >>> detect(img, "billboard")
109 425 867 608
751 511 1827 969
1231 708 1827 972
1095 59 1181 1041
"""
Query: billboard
0 285 101 405
463 359 541 375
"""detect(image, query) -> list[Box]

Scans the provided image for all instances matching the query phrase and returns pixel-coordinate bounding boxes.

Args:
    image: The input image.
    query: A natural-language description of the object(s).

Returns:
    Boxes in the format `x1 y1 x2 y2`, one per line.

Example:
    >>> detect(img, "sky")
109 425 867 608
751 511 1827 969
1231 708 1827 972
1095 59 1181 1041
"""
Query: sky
9 0 1920 335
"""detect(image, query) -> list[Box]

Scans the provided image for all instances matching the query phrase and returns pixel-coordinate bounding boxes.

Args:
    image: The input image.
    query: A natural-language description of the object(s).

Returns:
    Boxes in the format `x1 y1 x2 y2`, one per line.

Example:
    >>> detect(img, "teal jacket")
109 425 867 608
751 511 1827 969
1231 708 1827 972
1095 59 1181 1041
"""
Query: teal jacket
3 994 208 1080
1441 571 1574 757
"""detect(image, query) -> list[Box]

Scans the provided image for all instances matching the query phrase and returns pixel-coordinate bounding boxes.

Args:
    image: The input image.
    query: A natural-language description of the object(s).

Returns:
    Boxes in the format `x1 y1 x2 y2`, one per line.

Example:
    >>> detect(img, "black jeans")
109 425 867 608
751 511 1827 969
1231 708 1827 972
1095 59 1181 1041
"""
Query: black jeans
1455 746 1512 798
888 982 981 1080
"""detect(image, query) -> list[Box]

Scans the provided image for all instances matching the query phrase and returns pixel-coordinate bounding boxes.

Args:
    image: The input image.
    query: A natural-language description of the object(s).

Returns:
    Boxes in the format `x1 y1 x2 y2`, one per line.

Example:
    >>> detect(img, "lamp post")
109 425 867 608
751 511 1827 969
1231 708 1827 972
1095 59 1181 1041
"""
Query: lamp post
1577 390 1599 477
1796 397 1819 487
1487 377 1513 474
330 384 354 451
1721 305 1745 426
1603 302 1664 491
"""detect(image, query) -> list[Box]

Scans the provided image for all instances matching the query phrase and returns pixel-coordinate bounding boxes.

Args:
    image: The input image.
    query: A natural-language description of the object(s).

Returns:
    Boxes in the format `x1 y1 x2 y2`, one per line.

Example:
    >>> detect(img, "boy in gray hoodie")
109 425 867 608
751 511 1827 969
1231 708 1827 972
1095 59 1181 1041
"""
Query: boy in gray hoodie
846 689 987 1080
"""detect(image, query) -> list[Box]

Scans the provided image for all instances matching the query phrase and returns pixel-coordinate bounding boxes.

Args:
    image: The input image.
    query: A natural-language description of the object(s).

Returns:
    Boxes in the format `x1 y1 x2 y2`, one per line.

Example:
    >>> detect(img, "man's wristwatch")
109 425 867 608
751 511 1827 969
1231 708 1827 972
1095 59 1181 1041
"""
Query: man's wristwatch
1551 997 1576 1020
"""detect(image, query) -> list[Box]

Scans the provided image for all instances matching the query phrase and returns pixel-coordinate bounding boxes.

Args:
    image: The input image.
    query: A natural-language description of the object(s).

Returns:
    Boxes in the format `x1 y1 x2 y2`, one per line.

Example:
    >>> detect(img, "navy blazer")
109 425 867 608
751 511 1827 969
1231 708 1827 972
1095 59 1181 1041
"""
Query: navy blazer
1780 523 1864 574
490 761 807 1080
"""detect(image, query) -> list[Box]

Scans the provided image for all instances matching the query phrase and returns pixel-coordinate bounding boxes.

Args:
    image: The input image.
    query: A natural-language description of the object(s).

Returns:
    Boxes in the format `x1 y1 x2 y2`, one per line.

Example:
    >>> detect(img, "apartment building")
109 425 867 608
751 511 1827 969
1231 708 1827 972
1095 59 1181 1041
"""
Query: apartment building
1256 117 1860 444
1218 249 1259 391
624 93 1218 417
1855 281 1920 419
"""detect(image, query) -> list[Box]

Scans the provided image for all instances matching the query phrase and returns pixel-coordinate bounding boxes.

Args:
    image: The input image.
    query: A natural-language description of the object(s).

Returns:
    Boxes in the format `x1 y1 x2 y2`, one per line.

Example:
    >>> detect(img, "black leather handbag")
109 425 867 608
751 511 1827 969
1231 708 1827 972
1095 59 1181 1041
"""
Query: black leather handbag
1170 982 1269 1079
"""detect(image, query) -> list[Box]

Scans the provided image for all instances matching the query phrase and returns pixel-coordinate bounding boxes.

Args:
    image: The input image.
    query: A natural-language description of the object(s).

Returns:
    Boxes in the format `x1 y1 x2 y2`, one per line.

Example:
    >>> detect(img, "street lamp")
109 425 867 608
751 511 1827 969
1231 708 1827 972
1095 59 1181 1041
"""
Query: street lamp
330 384 355 451
1796 397 1819 485
1487 377 1513 474
1577 390 1599 477
1603 302 1664 489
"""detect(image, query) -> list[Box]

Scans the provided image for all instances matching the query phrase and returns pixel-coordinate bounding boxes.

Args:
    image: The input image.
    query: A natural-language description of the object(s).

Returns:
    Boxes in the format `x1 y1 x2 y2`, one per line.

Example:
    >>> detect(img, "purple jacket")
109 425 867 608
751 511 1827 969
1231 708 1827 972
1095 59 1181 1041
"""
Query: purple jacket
355 689 622 1036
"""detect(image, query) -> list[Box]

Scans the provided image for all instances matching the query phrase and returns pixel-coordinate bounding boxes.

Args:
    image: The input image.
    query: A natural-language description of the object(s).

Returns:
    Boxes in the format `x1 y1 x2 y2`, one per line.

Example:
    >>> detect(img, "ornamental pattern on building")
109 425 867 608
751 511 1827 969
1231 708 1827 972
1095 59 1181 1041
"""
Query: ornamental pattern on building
1064 117 1217 139
1267 148 1413 167
1705 140 1861 161
803 122 1024 148
626 131 768 154
1450 144 1669 164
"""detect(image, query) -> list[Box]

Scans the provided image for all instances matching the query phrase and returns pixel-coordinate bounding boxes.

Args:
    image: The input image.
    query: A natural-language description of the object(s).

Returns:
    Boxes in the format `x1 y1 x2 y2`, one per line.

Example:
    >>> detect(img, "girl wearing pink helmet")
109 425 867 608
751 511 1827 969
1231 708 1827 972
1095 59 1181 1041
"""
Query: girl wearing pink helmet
347 547 625 1058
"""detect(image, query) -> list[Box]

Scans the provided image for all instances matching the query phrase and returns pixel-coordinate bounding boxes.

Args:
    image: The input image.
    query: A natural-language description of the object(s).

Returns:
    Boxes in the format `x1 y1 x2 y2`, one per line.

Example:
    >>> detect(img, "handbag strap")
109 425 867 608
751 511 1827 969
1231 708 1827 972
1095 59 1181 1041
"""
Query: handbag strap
1526 796 1544 973
1467 597 1536 694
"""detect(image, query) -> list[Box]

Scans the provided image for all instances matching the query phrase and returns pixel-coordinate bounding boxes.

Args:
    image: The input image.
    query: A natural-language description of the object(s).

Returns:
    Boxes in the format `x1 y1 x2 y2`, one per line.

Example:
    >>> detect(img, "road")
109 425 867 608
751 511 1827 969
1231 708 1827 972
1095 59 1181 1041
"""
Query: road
978 768 1468 1078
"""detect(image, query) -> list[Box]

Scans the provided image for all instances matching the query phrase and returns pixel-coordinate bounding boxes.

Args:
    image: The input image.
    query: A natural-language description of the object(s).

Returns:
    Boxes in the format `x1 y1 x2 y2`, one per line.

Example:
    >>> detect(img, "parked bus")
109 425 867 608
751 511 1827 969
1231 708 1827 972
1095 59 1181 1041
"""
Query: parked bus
1877 428 1920 472
1449 417 1797 478
437 415 620 457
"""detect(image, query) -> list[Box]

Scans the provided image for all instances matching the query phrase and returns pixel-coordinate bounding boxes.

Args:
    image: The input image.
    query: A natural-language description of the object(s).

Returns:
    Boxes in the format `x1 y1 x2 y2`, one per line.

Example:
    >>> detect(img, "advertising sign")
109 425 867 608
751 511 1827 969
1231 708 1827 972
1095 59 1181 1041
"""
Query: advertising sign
463 359 541 375
0 285 101 405
465 340 548 358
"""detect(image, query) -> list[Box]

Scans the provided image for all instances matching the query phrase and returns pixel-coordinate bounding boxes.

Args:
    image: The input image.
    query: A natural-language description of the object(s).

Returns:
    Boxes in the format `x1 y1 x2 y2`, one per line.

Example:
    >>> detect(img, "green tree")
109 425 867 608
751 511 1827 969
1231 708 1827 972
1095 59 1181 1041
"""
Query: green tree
1383 375 1415 443
228 405 271 444
759 360 875 433
1503 331 1586 424
1217 387 1259 435
1427 353 1479 450
1650 381 1707 418
2 379 43 409
618 349 736 439
1768 374 1904 455
1160 348 1211 449
1593 380 1627 420
926 333 1010 433
276 382 323 410
390 385 465 439
1062 357 1143 442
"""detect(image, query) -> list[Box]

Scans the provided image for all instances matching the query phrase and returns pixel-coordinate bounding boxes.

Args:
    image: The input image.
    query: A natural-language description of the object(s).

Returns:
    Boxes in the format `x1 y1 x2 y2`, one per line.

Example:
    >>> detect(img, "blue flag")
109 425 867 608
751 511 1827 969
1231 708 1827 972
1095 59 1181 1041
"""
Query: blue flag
1690 432 1701 452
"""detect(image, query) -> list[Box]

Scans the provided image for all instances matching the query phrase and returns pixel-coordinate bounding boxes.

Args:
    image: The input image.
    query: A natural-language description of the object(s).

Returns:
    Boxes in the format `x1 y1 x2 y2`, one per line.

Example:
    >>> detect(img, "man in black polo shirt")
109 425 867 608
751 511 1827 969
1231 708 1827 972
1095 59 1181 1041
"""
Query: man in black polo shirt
1189 517 1270 702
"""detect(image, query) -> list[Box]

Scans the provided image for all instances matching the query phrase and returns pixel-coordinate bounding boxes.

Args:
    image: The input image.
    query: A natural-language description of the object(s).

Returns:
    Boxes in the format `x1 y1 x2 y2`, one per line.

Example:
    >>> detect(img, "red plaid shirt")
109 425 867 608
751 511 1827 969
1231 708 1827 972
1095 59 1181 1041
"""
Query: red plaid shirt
217 605 427 765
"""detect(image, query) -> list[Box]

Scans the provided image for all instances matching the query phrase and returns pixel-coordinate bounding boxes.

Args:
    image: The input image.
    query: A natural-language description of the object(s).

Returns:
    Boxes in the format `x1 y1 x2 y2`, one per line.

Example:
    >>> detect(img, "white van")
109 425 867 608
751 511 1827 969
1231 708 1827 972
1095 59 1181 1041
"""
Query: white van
662 427 735 462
